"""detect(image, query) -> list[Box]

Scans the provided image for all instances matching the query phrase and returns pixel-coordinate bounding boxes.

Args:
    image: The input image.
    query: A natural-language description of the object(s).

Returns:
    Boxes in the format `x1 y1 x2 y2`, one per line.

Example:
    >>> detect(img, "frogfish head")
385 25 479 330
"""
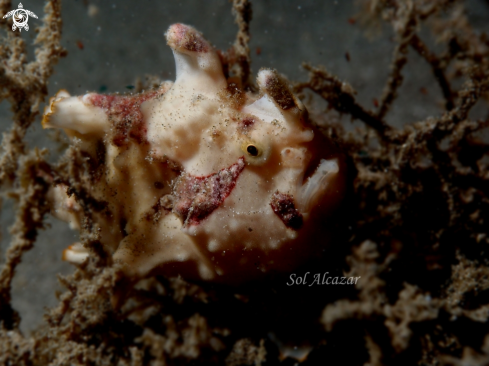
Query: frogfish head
42 23 347 284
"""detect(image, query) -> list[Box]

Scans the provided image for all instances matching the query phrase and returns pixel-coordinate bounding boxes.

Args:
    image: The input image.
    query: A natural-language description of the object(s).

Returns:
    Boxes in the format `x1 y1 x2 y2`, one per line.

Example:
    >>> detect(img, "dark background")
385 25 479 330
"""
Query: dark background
0 0 488 334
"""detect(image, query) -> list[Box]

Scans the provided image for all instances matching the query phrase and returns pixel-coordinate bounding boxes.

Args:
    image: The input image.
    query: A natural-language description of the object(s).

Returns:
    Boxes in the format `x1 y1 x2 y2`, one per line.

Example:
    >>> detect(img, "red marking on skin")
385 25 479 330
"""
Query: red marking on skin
173 158 245 226
270 191 303 230
88 90 163 146
76 40 84 50
238 117 255 133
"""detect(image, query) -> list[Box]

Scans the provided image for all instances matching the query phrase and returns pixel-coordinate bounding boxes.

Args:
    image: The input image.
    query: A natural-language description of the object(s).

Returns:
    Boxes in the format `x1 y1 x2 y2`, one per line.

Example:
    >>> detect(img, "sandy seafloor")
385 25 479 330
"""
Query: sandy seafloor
0 0 488 335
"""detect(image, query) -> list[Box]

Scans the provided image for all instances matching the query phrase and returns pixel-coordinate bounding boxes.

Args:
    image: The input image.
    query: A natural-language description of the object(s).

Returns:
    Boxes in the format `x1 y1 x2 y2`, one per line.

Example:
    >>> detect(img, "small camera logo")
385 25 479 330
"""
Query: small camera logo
3 3 38 32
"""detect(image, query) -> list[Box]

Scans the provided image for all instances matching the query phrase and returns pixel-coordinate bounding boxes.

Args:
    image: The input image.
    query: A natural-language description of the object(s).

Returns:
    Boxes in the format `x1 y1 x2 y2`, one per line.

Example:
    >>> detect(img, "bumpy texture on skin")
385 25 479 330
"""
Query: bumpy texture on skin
42 23 346 284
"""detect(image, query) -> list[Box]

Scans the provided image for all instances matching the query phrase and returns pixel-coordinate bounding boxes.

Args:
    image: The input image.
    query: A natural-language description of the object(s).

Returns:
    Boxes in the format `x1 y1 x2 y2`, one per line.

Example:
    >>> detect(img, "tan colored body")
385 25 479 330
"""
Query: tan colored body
43 24 346 284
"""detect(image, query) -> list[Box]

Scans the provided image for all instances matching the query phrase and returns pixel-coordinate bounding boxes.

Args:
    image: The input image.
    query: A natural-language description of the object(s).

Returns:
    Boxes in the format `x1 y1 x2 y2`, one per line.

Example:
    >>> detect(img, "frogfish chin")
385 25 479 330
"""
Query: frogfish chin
42 23 347 284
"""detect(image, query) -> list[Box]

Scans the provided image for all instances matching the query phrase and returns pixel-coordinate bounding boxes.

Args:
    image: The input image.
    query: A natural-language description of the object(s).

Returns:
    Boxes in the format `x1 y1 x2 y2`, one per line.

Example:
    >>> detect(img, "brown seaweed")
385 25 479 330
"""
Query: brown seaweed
0 0 488 365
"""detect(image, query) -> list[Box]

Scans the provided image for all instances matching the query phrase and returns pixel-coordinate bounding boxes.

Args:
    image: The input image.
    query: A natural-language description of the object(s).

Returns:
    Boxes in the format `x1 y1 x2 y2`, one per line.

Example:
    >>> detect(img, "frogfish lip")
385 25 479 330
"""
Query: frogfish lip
298 156 341 215
279 145 340 215
172 157 246 228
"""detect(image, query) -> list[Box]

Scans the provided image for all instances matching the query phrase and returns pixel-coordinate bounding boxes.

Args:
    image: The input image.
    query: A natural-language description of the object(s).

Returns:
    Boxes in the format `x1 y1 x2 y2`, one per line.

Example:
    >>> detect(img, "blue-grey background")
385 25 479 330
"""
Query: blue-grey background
1 0 488 334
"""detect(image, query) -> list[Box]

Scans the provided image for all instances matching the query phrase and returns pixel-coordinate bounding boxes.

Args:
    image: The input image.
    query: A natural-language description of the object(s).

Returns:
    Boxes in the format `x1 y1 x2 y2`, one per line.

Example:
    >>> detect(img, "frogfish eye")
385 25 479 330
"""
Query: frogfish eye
246 144 259 157
240 139 271 165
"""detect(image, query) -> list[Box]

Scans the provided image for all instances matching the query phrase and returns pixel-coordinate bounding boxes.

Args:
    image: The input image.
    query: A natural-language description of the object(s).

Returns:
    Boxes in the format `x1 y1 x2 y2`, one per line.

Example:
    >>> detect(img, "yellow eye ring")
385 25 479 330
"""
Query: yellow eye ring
240 140 270 165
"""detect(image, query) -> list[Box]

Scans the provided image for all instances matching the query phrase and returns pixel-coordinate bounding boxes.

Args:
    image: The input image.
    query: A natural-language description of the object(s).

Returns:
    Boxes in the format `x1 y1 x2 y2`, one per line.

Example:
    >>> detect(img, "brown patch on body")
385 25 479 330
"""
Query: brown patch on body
263 71 296 110
173 158 245 226
219 82 245 109
166 23 209 53
153 182 164 189
270 191 303 230
144 195 173 224
78 139 106 183
156 157 183 175
88 90 163 146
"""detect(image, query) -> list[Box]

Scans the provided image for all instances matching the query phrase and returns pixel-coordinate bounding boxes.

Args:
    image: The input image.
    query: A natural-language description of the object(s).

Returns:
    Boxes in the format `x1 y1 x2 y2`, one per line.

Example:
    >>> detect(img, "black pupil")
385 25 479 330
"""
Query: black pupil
247 145 259 156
